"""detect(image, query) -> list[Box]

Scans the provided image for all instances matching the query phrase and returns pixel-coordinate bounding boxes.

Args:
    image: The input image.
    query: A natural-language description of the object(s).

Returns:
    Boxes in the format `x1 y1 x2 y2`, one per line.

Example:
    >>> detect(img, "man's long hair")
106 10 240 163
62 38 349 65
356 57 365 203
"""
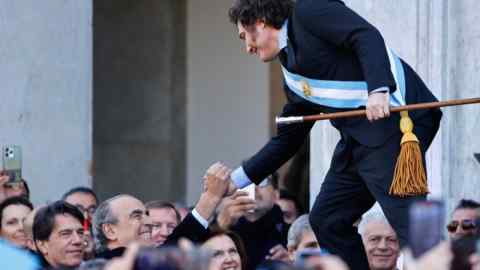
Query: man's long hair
228 0 295 29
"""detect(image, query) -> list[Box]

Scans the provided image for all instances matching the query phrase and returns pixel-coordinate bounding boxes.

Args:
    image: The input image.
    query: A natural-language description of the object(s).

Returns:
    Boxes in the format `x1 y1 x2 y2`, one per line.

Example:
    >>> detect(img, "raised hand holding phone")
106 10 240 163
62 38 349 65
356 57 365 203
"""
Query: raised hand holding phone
216 191 256 229
2 145 22 183
0 173 9 202
239 183 255 201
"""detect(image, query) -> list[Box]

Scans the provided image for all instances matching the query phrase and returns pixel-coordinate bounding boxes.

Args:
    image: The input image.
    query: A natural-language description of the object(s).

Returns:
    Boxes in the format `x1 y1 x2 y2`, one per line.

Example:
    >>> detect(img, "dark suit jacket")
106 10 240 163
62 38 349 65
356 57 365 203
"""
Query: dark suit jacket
96 246 126 260
163 212 210 246
243 0 442 184
231 205 288 270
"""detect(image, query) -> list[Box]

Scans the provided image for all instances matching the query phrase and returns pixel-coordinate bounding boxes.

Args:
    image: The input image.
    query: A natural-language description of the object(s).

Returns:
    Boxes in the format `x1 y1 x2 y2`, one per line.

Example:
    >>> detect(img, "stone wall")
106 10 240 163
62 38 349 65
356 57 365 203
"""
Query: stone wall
93 0 186 202
0 0 92 205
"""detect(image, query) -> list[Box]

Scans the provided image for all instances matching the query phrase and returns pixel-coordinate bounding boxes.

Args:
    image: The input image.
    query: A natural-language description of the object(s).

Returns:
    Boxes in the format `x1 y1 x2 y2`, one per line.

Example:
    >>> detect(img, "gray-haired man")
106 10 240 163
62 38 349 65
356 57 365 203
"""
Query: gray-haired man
358 210 400 270
287 214 320 262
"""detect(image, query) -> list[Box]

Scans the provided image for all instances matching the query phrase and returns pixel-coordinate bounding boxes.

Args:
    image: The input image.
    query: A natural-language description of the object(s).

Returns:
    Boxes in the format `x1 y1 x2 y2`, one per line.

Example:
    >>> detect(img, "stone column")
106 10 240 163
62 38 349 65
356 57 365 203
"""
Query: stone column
93 0 186 202
0 0 92 205
441 0 480 214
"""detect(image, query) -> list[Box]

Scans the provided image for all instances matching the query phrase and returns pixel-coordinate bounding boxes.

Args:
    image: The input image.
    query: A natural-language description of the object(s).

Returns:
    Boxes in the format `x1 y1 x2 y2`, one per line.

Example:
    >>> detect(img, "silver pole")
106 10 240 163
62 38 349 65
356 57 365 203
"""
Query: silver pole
275 116 304 125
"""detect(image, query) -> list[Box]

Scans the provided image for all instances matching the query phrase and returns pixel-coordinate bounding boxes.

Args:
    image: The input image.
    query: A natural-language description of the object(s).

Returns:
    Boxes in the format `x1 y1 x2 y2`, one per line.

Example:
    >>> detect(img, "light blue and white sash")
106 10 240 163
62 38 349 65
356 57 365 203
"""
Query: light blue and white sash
281 48 406 109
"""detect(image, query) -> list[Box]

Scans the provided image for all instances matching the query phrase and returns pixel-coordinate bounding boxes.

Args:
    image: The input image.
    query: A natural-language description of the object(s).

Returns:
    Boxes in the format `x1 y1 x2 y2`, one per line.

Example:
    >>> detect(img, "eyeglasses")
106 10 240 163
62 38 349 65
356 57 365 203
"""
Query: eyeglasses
446 219 477 233
75 205 97 216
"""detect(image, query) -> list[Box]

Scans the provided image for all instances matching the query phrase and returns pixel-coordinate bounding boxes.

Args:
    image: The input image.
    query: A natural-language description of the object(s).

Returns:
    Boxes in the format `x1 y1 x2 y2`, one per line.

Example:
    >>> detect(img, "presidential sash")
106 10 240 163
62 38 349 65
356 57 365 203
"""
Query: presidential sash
281 48 406 109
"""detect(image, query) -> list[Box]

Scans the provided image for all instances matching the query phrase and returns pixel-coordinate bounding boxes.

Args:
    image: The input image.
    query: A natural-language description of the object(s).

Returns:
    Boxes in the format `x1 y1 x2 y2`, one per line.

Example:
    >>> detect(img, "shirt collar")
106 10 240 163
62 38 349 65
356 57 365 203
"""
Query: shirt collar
278 20 288 50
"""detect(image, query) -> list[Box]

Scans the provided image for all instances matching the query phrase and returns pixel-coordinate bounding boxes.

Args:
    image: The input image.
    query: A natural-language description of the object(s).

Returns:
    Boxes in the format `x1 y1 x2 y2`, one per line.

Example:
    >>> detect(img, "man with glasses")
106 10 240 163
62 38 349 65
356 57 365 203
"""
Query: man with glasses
62 187 98 221
447 199 480 239
62 187 98 259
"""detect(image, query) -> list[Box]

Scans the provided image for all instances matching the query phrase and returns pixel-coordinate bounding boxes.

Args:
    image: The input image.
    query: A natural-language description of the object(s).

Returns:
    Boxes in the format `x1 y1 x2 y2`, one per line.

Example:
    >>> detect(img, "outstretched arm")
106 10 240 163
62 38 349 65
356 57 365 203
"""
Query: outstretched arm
164 163 231 245
232 100 317 188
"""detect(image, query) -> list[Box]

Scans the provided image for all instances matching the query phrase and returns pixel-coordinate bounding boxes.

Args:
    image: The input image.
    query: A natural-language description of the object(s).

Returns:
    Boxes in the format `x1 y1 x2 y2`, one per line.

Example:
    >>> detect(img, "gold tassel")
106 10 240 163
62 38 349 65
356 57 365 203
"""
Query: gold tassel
389 111 429 197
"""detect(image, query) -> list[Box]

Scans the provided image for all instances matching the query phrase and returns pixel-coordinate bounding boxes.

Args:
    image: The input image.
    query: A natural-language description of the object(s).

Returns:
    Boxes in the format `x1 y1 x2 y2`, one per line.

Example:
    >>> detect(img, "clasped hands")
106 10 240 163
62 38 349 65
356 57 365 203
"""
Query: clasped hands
203 162 256 229
202 162 237 199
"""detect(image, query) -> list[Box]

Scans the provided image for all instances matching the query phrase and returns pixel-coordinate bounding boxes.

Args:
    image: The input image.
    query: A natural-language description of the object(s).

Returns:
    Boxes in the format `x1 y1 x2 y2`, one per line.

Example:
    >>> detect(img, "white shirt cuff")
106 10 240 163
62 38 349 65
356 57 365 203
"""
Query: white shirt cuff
370 86 389 94
231 167 253 189
191 208 209 229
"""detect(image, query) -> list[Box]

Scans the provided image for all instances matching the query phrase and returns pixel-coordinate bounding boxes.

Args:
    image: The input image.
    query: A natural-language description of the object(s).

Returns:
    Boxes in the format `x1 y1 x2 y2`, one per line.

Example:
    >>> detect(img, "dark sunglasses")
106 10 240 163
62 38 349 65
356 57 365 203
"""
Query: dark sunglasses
446 219 477 233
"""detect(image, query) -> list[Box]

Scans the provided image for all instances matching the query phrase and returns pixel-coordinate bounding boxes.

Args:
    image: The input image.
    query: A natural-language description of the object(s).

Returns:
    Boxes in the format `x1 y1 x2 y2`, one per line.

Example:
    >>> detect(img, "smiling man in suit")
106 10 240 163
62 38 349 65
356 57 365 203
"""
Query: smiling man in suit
223 0 442 269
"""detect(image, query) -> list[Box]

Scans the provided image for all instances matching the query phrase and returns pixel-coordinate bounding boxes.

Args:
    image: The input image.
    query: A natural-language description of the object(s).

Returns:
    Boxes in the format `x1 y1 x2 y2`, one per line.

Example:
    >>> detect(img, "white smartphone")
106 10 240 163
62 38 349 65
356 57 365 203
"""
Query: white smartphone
239 183 255 213
239 183 255 200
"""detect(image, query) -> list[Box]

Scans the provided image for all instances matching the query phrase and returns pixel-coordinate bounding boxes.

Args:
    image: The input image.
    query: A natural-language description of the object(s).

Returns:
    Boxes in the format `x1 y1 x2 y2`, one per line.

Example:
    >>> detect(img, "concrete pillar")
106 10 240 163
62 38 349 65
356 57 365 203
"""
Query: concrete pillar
0 0 92 205
93 0 186 203
442 0 480 213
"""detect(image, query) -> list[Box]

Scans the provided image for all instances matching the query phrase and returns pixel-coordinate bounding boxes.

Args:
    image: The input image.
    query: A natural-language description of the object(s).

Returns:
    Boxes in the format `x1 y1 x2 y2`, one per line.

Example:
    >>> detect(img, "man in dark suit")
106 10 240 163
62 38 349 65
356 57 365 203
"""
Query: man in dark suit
224 0 442 269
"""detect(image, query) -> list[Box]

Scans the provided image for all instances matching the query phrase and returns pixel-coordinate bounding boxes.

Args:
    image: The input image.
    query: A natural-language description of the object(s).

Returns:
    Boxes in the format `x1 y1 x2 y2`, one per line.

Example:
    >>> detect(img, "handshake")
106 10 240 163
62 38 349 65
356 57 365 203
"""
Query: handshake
200 162 257 229
202 162 238 199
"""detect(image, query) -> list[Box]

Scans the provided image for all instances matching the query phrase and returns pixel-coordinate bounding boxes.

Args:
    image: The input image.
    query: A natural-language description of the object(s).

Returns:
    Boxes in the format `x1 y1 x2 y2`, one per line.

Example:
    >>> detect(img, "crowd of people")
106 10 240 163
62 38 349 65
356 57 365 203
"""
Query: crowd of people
1 166 480 270
2 0 473 268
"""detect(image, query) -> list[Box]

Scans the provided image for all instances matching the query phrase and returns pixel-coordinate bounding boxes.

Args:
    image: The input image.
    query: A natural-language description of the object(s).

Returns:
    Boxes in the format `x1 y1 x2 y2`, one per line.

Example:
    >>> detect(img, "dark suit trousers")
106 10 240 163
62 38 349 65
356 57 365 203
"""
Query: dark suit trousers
309 115 440 270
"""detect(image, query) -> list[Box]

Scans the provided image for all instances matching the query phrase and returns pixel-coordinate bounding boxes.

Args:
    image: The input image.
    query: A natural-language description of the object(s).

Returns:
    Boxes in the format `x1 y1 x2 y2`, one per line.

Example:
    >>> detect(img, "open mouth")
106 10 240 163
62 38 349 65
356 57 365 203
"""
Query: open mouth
155 237 166 245
139 230 151 241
